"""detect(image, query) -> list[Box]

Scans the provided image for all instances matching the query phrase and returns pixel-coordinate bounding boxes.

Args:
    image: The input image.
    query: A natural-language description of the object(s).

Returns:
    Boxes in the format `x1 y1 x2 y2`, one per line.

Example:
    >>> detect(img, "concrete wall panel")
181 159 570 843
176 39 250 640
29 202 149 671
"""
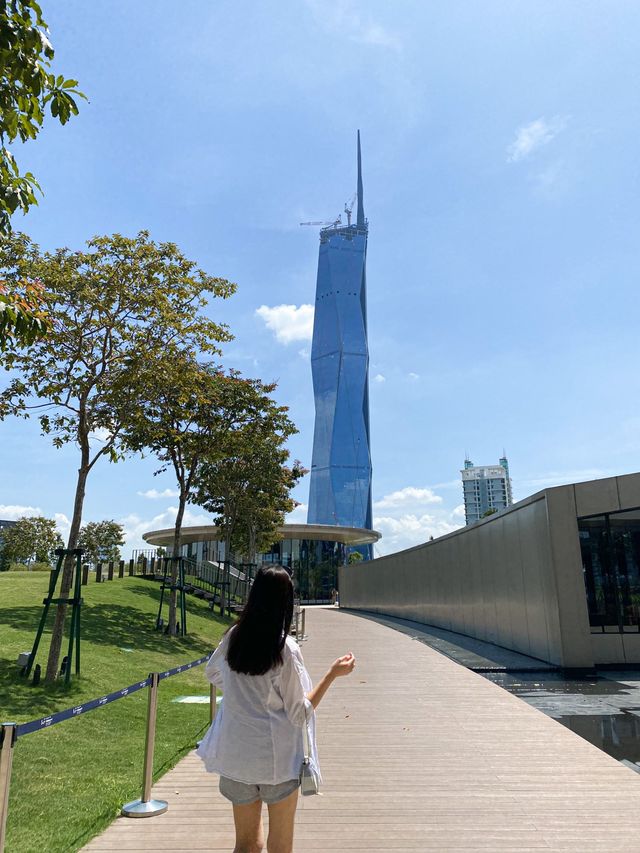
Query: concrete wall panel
491 518 513 651
622 634 640 664
339 473 640 669
574 477 620 517
591 634 624 665
545 487 592 668
617 474 640 510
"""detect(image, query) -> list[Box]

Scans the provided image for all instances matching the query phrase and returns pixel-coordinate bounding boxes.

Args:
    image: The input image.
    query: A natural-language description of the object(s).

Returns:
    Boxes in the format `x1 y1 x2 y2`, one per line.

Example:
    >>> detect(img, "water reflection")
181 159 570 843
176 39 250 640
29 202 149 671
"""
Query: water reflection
484 670 640 765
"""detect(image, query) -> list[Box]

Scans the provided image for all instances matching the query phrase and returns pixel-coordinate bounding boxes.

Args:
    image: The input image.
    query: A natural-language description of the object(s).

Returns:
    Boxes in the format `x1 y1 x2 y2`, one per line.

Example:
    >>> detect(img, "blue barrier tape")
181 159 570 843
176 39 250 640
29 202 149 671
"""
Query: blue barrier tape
158 653 211 681
15 677 151 738
13 650 213 739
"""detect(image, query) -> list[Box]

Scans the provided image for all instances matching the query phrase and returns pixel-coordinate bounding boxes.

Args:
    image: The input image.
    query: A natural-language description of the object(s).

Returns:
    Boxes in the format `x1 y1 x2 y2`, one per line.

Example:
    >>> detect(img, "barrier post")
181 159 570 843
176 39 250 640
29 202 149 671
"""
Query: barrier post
301 608 306 640
0 723 17 853
121 674 168 818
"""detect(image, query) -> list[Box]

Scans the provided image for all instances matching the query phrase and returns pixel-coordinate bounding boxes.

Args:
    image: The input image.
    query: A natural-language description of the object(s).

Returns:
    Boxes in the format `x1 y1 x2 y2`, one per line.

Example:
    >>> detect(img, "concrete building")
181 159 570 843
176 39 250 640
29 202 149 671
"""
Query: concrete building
462 455 513 523
143 522 380 603
307 132 373 558
339 472 640 669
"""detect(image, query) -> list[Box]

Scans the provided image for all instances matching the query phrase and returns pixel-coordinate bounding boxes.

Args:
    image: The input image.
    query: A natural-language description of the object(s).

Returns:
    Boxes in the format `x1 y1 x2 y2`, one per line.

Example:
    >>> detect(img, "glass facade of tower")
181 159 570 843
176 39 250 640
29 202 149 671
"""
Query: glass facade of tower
307 220 373 550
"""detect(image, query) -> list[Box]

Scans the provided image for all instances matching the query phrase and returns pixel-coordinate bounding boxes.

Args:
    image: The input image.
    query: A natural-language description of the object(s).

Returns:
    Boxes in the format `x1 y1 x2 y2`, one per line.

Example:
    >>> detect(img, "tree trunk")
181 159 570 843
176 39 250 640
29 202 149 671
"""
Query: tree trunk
248 525 257 569
45 453 89 683
169 494 186 636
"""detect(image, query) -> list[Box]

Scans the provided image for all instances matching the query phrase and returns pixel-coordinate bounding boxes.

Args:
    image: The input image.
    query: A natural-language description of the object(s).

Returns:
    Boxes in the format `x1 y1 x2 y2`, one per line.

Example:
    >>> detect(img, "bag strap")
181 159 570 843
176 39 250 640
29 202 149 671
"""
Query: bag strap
302 702 311 762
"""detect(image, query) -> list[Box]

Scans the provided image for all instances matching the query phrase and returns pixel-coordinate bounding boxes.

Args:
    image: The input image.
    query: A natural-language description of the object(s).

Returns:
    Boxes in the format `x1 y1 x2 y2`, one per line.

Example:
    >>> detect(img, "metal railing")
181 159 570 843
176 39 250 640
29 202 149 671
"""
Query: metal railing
0 652 217 851
292 605 307 642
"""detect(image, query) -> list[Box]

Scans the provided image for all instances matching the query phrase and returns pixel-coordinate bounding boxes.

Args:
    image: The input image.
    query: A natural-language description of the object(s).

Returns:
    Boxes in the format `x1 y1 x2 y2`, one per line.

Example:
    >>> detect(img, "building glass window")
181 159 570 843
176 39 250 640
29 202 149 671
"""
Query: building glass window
579 507 640 632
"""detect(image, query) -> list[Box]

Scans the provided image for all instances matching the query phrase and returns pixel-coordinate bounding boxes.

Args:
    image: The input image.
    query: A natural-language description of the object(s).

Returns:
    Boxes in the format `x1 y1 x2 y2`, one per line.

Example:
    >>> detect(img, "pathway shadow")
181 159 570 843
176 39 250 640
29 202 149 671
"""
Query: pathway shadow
339 607 556 672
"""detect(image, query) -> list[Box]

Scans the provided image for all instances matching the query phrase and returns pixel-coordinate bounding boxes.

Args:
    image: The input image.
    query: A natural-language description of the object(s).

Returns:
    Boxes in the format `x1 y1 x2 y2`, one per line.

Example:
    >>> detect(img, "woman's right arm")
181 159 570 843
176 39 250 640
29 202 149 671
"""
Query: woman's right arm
306 653 355 709
279 648 356 724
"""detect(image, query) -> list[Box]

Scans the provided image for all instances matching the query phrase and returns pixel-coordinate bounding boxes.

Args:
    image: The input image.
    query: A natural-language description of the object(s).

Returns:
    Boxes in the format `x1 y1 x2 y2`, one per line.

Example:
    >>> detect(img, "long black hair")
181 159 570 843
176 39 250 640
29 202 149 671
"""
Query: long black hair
226 565 294 675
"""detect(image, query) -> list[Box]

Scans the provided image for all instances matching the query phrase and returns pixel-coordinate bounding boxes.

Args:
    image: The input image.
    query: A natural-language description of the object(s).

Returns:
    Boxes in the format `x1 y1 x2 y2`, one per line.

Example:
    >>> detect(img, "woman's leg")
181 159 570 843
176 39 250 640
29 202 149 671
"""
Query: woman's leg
266 788 298 853
232 799 264 853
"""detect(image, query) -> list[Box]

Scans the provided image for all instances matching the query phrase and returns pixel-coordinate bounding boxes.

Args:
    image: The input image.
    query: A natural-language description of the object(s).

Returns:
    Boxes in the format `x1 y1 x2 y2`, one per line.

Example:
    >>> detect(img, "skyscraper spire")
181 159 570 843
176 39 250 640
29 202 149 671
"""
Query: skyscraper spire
356 129 365 228
308 131 372 553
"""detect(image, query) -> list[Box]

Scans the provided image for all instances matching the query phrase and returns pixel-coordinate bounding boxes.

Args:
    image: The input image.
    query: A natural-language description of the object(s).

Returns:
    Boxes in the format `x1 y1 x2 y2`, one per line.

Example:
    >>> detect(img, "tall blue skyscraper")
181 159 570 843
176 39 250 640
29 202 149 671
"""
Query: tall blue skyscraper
307 132 373 554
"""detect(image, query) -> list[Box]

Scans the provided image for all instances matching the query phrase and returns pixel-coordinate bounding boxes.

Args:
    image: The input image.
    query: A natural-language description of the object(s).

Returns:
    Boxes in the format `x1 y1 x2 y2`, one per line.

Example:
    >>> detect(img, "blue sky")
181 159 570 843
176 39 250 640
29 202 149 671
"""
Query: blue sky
3 0 640 555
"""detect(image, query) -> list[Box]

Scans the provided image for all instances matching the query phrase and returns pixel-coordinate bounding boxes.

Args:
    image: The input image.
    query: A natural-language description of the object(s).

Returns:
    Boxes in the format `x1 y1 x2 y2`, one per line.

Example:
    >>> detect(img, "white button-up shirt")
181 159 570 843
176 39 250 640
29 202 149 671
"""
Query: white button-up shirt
196 632 320 785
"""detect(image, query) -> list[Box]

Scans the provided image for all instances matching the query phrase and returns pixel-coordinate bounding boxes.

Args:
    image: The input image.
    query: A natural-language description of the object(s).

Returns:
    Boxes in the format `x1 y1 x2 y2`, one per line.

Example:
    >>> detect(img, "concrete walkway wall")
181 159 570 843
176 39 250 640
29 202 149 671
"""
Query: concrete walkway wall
338 478 640 669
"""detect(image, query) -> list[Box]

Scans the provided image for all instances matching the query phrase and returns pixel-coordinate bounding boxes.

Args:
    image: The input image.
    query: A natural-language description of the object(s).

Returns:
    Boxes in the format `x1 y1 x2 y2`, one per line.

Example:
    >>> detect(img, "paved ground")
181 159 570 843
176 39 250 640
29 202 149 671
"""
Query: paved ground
84 606 640 851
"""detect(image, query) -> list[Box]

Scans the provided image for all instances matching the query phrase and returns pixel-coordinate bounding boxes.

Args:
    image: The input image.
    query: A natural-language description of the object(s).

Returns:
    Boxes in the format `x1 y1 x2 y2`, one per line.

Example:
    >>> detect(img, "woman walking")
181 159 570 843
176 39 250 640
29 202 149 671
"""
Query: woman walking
197 565 355 853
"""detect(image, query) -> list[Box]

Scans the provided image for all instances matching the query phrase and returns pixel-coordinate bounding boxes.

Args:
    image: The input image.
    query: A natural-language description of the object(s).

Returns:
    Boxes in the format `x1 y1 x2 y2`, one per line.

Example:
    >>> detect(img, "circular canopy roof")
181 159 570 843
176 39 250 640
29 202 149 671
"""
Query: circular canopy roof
144 522 380 548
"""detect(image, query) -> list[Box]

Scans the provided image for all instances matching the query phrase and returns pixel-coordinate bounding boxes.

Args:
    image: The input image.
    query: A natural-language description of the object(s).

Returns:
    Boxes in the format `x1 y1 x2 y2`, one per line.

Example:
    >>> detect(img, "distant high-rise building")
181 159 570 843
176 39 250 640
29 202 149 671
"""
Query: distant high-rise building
307 132 373 556
461 455 513 524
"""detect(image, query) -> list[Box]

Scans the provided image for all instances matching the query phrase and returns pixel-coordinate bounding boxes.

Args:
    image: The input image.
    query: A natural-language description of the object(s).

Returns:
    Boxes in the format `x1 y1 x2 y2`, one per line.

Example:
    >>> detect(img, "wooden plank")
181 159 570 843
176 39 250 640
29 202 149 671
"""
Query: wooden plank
83 606 640 851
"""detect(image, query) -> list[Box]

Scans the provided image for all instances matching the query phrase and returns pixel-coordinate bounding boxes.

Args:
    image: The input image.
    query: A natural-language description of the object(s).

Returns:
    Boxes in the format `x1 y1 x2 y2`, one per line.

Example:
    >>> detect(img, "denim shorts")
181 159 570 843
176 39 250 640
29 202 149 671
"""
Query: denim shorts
219 775 300 805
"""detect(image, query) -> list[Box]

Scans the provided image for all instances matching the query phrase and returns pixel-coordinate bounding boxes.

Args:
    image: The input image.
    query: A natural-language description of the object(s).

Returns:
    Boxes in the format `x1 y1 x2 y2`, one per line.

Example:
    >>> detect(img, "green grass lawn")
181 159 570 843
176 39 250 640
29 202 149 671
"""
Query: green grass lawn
0 572 231 852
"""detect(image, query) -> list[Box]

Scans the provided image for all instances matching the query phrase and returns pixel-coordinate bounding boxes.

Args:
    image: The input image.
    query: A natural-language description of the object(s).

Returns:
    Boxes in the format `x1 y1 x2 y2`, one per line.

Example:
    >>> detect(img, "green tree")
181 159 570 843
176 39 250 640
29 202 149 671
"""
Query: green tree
78 519 125 568
0 275 48 349
348 551 363 564
199 451 305 567
482 508 498 518
0 231 235 680
122 354 289 634
0 1 86 235
1 515 62 567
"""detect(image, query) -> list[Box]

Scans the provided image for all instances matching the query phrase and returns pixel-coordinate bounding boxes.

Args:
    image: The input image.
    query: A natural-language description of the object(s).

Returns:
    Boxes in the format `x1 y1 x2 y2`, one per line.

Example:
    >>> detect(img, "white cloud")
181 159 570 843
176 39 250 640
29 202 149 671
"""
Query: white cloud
407 372 420 381
55 513 71 541
255 304 314 344
305 1 401 51
298 347 310 360
137 488 180 499
507 116 566 163
0 504 42 520
89 427 112 444
119 506 212 554
374 373 385 383
0 505 70 541
372 485 464 554
452 504 466 519
374 513 461 553
285 502 308 524
374 487 442 510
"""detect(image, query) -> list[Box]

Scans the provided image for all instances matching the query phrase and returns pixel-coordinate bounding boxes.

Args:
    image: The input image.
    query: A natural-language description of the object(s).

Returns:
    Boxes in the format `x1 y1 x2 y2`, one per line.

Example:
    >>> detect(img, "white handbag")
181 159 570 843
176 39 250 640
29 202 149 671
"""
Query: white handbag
299 706 320 796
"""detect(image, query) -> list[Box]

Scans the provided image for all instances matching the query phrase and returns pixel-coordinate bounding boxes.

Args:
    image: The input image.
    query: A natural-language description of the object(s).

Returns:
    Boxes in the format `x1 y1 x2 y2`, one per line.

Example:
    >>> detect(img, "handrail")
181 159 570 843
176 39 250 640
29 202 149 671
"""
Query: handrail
0 650 215 849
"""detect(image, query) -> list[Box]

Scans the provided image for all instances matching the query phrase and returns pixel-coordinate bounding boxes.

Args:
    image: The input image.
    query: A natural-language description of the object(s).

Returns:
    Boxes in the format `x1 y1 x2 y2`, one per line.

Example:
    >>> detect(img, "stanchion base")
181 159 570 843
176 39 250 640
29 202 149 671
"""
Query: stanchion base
121 797 168 818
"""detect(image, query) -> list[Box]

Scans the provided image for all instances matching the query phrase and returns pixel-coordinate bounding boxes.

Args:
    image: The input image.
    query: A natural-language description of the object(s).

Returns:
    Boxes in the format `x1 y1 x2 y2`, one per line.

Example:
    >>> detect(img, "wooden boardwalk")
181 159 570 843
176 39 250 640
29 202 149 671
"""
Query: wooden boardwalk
84 606 640 851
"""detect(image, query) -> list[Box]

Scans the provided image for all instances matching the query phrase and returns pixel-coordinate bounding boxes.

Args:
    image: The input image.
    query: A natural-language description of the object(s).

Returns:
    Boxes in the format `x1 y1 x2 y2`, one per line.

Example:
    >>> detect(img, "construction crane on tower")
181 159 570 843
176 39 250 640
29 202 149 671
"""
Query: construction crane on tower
299 215 342 228
344 192 357 227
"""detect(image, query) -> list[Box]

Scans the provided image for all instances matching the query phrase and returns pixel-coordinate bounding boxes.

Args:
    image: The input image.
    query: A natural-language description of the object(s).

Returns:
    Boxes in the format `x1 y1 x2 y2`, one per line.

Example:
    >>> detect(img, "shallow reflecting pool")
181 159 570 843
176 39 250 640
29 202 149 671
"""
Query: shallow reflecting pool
484 670 640 764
